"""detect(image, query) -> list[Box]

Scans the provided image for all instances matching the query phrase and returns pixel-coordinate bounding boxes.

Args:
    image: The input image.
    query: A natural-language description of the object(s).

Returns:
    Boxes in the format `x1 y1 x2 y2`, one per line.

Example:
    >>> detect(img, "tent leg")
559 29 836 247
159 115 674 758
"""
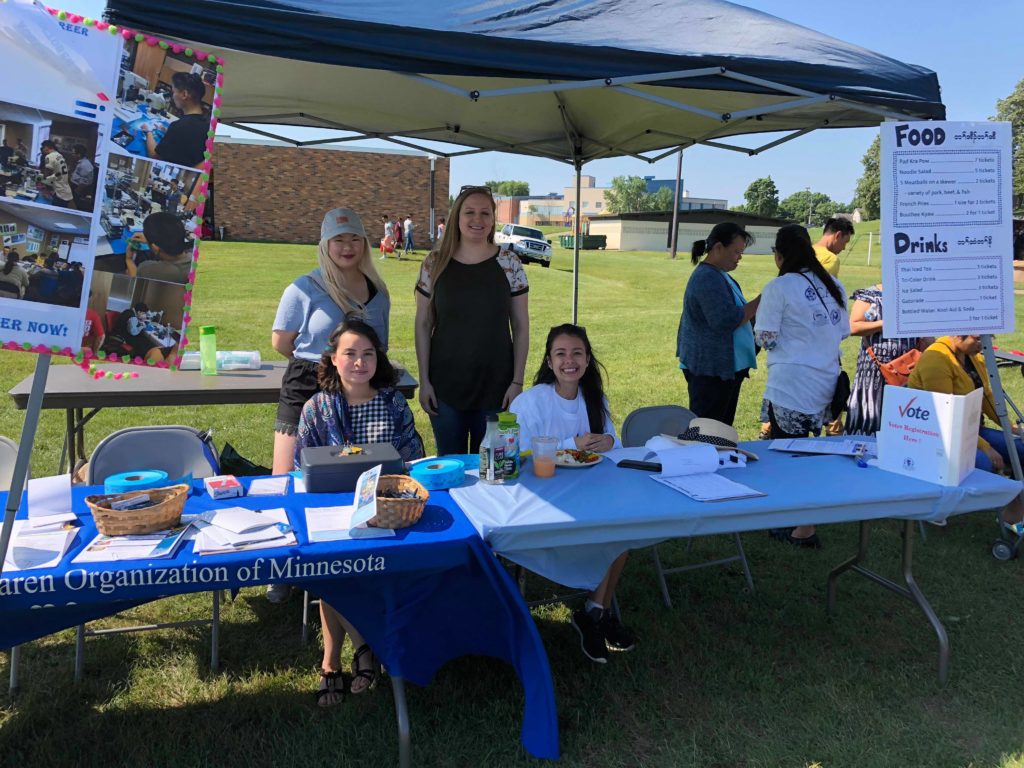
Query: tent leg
0 353 51 577
572 161 582 324
981 337 1024 484
669 147 684 259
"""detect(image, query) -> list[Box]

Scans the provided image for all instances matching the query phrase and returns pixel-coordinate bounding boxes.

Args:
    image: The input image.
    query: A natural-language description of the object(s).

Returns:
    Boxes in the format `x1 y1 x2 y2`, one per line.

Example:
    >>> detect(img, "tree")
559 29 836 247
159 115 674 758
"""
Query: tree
649 186 676 211
604 175 652 214
743 177 780 217
779 190 834 227
993 77 1024 209
853 135 880 220
485 180 530 196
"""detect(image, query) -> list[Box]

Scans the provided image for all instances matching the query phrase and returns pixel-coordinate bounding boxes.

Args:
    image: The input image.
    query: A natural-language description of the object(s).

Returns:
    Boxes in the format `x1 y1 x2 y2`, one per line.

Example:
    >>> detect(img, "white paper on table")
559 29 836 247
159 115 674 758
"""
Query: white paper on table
292 474 307 493
306 505 395 542
652 473 766 502
248 476 290 496
72 532 167 563
3 523 76 571
196 506 288 534
193 520 289 547
27 474 73 518
604 447 656 465
193 530 296 555
653 443 720 477
770 439 872 457
23 512 78 530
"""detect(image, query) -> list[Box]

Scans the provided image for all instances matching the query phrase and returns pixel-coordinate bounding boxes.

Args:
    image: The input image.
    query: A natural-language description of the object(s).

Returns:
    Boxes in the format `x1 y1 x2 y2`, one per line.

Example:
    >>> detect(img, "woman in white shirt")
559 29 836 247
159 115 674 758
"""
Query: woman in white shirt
755 224 849 547
510 324 632 664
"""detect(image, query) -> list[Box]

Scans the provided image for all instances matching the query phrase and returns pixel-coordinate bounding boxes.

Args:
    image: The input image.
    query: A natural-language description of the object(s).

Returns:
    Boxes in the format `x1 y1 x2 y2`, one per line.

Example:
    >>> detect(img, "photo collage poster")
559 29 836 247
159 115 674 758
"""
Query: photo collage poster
0 0 224 371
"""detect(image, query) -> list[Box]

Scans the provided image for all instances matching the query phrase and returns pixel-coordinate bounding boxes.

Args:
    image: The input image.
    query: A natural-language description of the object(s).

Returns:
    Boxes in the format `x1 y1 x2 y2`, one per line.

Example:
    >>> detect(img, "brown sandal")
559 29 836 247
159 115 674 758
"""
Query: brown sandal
350 644 379 694
316 668 345 707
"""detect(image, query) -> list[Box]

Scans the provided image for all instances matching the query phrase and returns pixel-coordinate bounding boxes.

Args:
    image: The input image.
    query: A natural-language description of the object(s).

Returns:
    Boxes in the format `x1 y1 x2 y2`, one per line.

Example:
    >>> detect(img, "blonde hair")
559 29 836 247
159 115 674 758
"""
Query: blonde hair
427 187 496 296
316 234 389 316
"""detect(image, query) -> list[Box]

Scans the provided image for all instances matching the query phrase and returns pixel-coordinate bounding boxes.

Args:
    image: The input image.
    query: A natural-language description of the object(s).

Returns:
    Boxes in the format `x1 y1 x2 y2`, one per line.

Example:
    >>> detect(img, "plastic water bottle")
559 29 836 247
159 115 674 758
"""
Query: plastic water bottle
199 325 217 376
498 411 520 480
479 414 505 484
864 305 879 322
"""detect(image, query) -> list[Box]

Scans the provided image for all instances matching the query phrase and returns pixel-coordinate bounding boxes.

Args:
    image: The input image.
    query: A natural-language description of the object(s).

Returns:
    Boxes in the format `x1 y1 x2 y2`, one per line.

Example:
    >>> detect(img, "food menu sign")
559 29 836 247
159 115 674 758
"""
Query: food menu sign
0 0 223 372
881 121 1014 338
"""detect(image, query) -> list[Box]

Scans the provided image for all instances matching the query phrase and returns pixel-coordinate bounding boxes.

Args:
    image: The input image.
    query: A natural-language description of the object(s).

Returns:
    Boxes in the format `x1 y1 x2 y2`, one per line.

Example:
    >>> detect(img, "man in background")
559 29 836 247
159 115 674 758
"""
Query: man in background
403 213 414 256
39 140 75 209
812 217 854 277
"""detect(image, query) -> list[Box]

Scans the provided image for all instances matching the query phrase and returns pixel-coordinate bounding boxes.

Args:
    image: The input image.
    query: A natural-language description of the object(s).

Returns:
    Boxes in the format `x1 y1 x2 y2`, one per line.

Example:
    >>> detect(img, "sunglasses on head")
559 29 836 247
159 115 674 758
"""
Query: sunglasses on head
459 184 494 197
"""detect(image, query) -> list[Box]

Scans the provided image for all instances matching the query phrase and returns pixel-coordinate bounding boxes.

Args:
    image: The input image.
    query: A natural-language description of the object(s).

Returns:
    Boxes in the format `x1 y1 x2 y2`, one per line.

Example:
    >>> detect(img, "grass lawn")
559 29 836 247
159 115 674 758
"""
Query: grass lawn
3 237 1024 767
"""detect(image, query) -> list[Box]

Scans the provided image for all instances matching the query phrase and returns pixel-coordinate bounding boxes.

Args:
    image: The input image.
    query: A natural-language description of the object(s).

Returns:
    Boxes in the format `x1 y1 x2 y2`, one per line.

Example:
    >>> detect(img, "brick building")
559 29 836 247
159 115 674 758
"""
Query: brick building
210 138 450 243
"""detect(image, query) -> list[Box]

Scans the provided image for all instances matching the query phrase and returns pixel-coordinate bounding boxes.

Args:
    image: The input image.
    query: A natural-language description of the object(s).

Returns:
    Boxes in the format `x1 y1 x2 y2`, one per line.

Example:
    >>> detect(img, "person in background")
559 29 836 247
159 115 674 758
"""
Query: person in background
379 214 394 259
126 212 192 284
414 185 529 455
403 213 414 256
845 283 927 435
812 217 854 278
296 319 423 706
39 140 75 209
435 216 445 244
0 140 13 167
269 208 390 602
676 222 759 426
755 223 849 548
393 213 403 254
510 324 633 663
145 72 208 168
0 249 29 297
82 293 105 355
70 144 95 210
114 302 164 363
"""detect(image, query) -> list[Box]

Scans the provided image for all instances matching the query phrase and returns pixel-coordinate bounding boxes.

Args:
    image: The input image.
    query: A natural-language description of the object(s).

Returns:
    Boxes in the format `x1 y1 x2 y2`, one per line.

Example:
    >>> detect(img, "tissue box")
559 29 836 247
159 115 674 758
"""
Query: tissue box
204 474 244 500
300 443 404 493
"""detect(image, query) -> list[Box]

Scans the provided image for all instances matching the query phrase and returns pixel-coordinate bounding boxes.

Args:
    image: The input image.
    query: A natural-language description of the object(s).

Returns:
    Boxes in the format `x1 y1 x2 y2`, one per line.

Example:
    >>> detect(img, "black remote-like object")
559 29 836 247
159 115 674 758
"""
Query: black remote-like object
617 459 662 472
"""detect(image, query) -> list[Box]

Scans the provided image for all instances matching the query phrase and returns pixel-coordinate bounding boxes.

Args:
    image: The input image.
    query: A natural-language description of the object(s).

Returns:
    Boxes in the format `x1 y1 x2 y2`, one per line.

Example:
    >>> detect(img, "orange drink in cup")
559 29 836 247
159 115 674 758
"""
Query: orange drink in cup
531 436 558 478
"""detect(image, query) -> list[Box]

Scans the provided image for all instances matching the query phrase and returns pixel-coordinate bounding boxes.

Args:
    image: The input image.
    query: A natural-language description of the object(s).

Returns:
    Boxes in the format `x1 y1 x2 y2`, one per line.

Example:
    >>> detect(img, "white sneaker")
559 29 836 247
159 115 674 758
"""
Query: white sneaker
266 583 291 603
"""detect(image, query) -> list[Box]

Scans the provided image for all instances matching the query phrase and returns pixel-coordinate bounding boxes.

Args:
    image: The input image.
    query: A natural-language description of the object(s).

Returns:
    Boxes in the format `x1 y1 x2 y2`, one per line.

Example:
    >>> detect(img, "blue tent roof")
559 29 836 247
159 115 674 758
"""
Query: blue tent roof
104 0 944 162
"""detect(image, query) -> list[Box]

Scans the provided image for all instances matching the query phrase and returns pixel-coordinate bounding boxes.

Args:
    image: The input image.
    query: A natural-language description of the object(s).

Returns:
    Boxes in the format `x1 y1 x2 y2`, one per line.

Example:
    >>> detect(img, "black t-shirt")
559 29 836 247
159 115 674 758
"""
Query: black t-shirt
155 113 209 167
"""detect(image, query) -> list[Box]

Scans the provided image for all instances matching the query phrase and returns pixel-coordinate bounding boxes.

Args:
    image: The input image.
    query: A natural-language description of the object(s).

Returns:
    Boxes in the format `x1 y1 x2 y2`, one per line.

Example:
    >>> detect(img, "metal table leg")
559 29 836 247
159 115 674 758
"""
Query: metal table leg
826 519 949 684
392 675 411 768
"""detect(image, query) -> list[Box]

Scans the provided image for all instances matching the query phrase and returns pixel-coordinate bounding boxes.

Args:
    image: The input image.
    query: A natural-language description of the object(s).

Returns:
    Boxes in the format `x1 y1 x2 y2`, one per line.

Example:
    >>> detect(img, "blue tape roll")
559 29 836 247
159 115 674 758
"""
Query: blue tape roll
104 469 170 495
410 458 465 490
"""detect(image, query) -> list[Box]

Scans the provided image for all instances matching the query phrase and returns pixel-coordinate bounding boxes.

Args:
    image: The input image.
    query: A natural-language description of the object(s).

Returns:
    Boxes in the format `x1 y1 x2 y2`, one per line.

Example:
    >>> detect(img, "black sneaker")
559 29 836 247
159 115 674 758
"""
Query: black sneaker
571 609 609 664
598 611 636 652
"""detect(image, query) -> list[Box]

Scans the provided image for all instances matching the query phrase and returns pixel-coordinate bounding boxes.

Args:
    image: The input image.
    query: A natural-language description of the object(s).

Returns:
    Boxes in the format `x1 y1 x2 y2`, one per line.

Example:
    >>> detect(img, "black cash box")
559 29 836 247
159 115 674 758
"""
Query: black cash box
299 443 405 493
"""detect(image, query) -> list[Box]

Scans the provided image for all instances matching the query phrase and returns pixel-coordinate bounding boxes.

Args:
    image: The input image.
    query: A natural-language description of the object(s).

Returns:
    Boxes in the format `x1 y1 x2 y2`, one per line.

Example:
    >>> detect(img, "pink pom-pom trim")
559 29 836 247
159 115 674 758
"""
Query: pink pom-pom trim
145 35 159 46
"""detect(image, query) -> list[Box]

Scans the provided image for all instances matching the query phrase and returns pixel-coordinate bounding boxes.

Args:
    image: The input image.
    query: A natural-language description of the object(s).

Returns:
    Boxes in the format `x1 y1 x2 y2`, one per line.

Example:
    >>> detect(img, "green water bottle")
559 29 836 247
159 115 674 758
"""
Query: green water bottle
199 325 217 376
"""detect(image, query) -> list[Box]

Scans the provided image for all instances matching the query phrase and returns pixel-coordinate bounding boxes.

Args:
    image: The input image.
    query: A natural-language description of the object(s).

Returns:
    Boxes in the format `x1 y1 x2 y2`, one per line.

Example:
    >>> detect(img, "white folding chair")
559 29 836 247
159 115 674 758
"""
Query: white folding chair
621 405 755 607
1 435 27 692
77 426 223 681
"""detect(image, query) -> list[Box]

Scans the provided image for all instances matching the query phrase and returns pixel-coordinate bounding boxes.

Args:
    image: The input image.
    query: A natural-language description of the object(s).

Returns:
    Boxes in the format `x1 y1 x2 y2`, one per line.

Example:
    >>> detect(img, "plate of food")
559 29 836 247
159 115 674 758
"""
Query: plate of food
554 448 603 468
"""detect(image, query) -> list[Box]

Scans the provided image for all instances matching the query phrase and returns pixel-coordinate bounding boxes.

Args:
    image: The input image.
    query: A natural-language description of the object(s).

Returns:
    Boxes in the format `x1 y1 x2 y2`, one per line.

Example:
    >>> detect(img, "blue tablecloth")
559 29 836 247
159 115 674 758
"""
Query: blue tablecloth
451 440 1022 589
0 480 559 760
112 113 168 157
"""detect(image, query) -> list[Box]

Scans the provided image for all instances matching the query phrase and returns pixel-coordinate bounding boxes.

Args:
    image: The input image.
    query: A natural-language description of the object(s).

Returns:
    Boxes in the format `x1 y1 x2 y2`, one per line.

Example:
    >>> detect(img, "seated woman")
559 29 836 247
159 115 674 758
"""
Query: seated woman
295 319 424 706
908 335 1024 527
510 323 634 664
112 302 165 363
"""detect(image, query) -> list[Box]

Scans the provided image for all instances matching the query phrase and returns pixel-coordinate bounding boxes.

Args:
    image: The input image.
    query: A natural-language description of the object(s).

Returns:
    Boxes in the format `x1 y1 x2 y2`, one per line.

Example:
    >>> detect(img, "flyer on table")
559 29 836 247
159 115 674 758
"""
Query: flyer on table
880 120 1014 339
0 0 221 368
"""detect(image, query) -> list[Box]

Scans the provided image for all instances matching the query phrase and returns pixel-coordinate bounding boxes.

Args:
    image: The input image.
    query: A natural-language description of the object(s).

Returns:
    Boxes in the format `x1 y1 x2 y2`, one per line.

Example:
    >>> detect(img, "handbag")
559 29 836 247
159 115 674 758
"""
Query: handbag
797 273 850 417
867 346 921 387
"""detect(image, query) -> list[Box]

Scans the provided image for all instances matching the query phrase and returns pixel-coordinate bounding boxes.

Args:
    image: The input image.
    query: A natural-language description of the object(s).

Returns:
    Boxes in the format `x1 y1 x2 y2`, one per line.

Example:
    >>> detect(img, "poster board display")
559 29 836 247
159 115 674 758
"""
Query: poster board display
881 121 1014 339
876 384 982 486
0 0 224 370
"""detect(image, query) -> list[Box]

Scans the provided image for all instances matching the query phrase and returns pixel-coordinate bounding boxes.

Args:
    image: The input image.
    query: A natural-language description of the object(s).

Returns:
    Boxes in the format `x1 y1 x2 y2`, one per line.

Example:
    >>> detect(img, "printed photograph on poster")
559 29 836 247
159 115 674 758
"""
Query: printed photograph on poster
111 37 218 169
0 100 100 212
87 271 187 364
0 202 91 307
95 154 199 283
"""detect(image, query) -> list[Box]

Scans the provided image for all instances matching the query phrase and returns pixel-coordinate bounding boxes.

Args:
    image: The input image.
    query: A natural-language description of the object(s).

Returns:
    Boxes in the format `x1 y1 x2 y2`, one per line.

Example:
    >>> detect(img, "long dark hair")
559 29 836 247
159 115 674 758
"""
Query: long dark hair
318 319 397 394
2 251 16 275
774 223 844 305
691 222 754 265
533 323 609 434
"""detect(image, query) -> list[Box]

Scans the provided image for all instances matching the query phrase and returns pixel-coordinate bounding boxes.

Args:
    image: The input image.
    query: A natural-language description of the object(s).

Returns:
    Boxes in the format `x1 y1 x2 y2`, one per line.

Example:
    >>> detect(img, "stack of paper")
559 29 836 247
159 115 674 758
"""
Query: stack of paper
770 438 872 456
3 519 78 571
192 507 296 554
73 524 193 563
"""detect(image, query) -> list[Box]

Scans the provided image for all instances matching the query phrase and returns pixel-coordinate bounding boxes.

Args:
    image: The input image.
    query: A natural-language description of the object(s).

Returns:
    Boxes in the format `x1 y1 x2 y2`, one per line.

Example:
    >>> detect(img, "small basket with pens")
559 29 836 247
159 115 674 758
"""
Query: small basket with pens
85 484 190 536
371 475 429 529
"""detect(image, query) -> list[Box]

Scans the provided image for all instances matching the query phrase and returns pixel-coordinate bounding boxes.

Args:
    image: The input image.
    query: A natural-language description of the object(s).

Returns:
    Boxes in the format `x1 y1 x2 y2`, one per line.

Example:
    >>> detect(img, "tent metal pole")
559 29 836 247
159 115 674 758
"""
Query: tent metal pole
572 161 583 324
428 155 436 244
0 354 51 578
981 336 1024 484
669 148 683 260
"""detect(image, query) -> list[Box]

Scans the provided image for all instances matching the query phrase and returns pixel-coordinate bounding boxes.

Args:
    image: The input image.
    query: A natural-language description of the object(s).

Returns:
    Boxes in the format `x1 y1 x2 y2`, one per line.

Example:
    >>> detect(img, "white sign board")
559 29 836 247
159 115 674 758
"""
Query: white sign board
881 121 1014 338
876 385 982 486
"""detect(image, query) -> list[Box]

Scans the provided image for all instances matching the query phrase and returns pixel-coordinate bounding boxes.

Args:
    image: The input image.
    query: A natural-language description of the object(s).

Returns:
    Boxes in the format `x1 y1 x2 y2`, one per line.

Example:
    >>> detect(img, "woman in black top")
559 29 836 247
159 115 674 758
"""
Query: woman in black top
414 185 530 454
145 72 208 168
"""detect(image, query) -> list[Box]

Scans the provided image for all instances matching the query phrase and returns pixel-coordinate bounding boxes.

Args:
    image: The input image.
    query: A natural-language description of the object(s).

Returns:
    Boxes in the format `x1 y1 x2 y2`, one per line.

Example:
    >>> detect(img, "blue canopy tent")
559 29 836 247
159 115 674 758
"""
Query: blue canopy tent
104 0 944 318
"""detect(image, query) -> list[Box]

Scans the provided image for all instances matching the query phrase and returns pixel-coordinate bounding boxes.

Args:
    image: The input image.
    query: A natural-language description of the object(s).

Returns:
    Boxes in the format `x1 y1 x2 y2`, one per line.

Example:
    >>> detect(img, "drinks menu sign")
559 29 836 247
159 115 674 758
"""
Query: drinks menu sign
881 121 1014 338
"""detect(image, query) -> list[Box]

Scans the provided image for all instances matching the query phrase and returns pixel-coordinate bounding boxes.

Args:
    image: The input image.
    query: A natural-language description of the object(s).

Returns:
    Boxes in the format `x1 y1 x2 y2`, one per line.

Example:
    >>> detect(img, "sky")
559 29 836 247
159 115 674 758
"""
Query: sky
65 0 1023 207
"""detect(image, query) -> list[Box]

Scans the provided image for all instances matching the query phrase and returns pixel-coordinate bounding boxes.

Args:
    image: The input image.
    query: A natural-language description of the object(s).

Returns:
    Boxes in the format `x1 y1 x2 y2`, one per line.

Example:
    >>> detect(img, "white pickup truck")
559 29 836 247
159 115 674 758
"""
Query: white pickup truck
494 224 552 267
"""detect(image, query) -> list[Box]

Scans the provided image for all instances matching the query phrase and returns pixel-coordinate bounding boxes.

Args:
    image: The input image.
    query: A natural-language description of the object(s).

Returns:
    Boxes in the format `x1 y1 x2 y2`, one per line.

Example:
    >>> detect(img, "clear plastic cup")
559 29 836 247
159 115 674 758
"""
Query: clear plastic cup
531 436 558 478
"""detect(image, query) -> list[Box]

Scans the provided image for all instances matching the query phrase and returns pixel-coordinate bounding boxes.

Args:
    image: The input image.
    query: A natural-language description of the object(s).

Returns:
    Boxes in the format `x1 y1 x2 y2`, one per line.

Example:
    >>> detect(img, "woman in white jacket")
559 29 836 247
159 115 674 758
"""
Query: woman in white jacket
510 324 631 665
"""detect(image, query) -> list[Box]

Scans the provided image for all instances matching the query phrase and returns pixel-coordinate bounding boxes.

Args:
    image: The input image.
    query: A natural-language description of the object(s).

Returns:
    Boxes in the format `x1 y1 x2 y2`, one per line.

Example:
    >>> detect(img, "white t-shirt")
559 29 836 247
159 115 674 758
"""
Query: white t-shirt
754 270 849 415
510 383 621 451
403 217 413 236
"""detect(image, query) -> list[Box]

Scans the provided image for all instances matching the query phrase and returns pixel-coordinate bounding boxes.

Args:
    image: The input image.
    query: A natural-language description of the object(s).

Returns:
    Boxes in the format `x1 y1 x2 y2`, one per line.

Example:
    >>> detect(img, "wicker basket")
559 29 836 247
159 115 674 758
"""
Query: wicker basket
85 484 190 536
371 475 429 529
